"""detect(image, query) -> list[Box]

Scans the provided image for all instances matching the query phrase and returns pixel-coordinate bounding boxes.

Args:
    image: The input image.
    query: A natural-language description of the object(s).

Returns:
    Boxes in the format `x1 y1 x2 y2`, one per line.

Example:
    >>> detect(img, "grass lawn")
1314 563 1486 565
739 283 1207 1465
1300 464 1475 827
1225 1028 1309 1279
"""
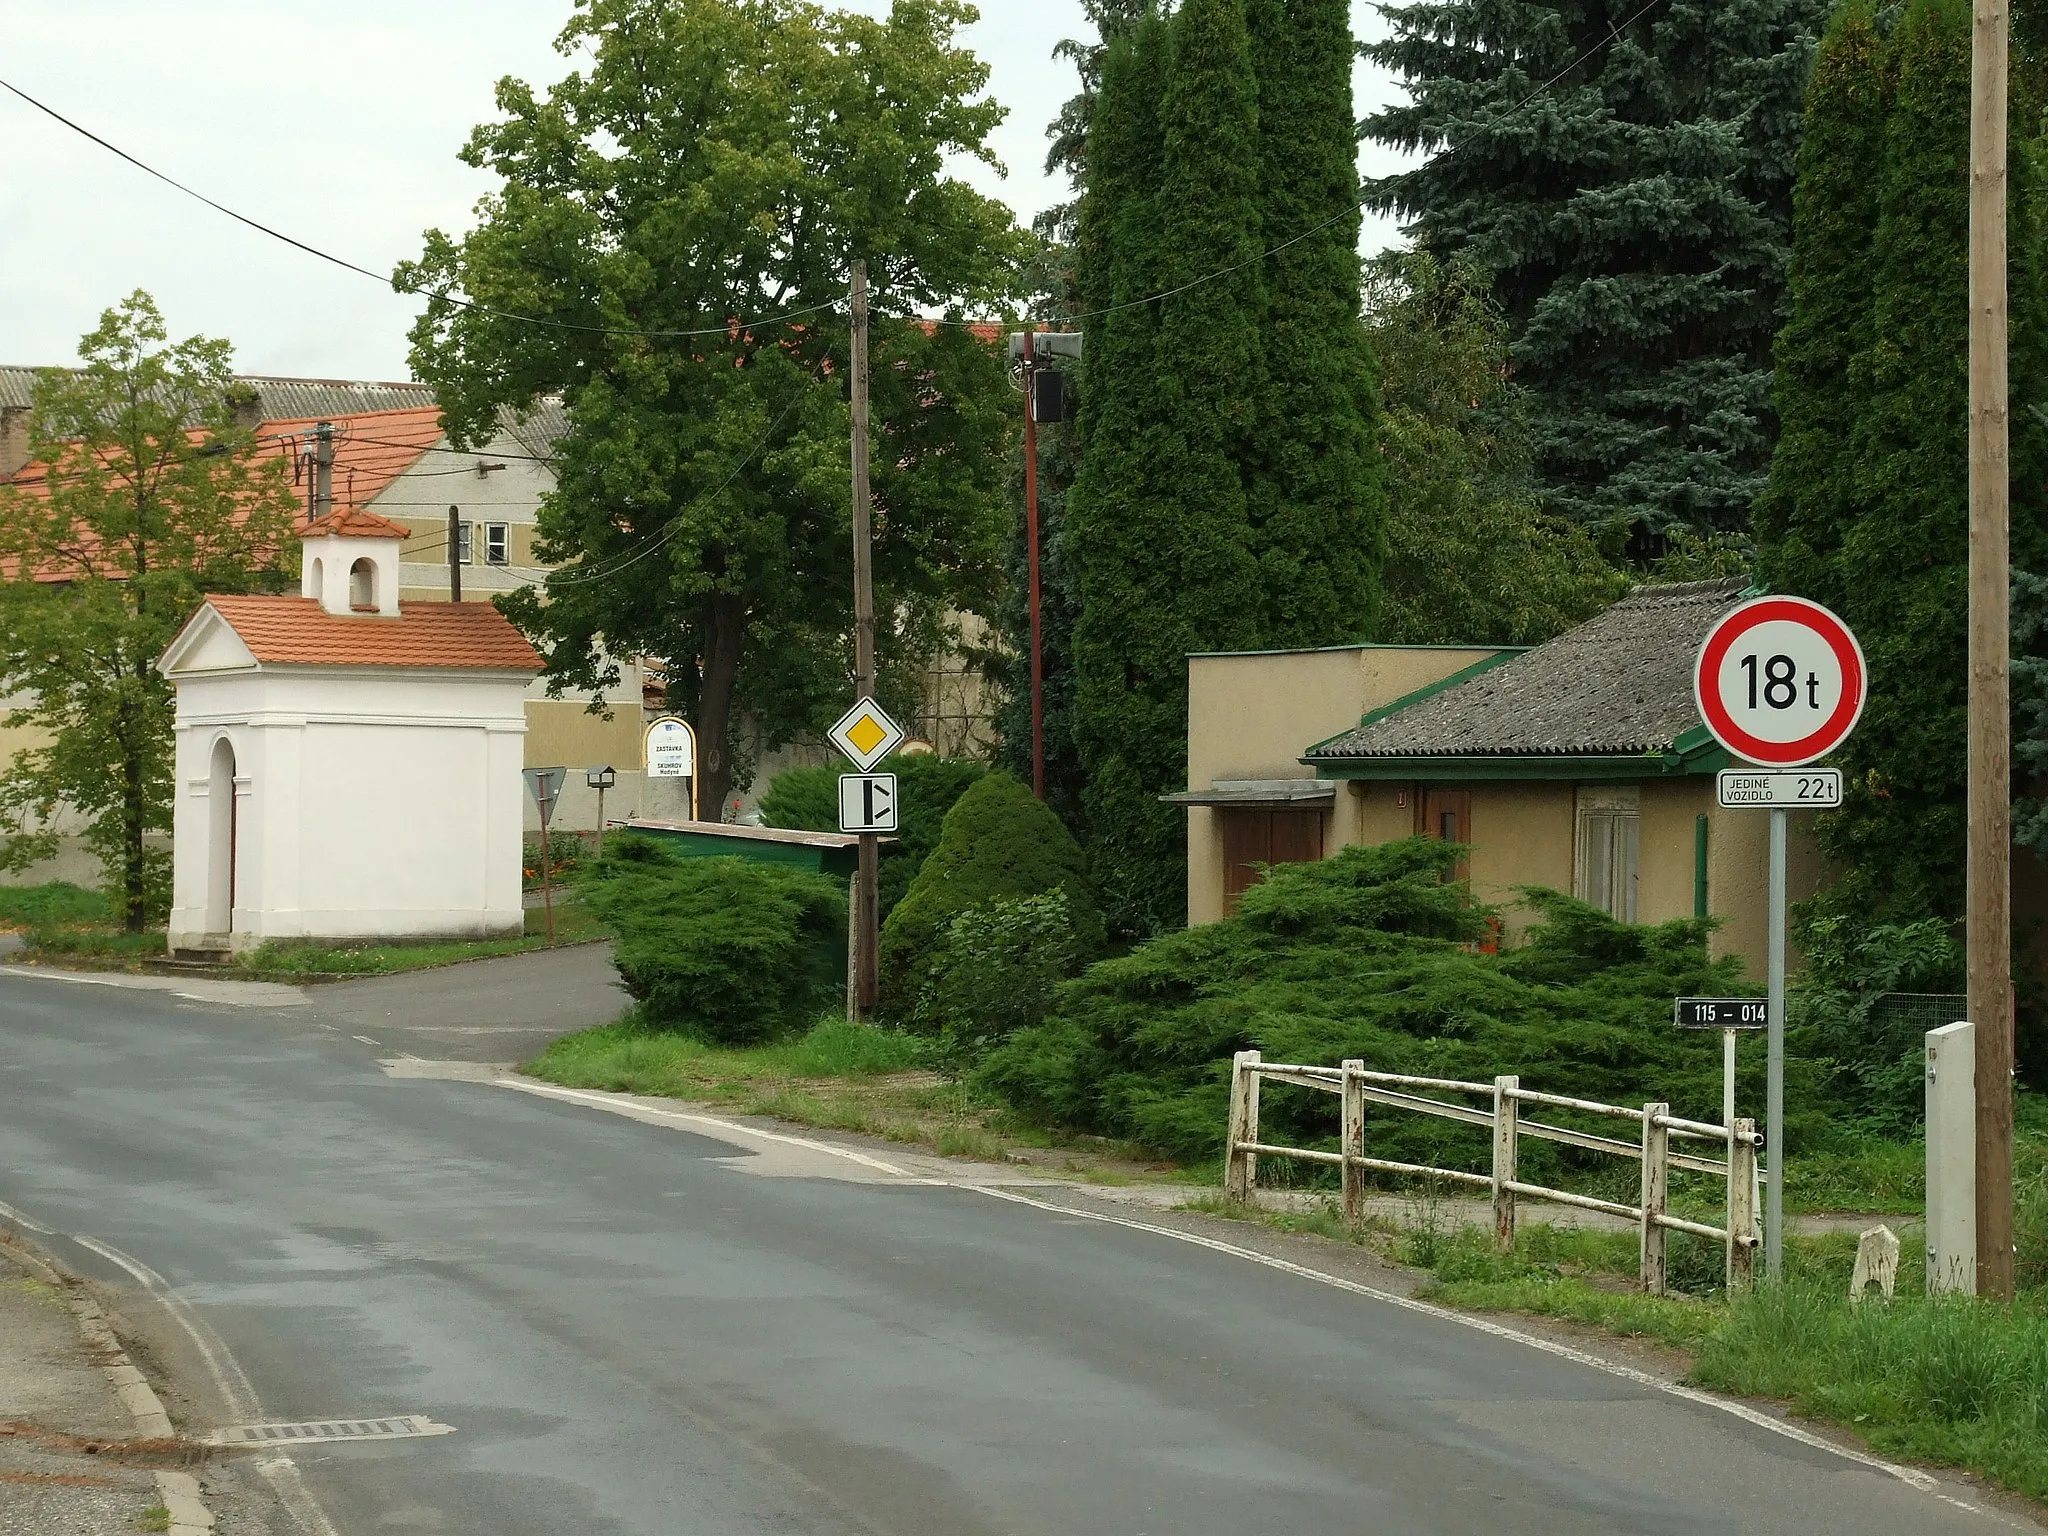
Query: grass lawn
524 1012 1186 1179
0 880 608 977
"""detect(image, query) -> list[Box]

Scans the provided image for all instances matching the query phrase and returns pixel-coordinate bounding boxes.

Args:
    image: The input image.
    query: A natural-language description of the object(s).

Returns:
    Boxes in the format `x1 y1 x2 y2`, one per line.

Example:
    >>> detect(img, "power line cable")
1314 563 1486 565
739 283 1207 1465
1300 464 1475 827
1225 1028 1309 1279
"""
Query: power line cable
0 74 844 341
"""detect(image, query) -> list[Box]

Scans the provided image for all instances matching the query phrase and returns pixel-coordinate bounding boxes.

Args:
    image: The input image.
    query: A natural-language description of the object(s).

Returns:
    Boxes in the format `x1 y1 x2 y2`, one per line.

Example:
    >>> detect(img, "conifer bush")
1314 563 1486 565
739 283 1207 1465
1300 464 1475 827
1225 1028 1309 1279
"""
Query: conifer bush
758 753 986 922
978 839 1804 1168
877 774 1104 1020
582 840 845 1044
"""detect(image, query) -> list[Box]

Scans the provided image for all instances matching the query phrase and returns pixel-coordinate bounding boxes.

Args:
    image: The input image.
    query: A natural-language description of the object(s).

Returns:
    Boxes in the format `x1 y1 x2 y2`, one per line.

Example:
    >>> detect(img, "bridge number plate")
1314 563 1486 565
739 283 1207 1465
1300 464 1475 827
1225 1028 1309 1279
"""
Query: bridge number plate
1675 997 1768 1030
1694 595 1866 769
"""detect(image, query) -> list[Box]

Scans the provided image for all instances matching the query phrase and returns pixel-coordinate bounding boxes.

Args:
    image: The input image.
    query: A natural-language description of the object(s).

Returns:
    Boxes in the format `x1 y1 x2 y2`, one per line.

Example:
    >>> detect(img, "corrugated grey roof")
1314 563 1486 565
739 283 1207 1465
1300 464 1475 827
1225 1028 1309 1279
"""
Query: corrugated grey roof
1308 579 1749 761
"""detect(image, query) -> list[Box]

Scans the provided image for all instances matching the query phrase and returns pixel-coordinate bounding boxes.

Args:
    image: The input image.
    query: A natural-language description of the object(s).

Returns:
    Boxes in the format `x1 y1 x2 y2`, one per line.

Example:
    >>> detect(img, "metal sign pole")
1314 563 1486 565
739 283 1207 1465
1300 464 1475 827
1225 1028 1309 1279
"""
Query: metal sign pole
1766 805 1787 1280
1723 1027 1737 1137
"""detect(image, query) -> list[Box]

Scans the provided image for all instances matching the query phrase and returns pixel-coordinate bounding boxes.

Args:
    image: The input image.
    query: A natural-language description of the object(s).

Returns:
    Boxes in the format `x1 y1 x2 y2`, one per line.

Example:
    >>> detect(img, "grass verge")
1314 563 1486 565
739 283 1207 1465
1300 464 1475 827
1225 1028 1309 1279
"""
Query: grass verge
1 880 608 976
524 1010 1182 1178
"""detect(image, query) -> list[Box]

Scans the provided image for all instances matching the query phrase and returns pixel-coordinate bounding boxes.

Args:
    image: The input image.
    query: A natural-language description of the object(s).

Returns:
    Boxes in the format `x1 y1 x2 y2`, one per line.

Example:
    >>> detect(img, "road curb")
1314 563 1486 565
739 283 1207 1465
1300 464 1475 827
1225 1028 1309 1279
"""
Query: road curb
4 1237 216 1535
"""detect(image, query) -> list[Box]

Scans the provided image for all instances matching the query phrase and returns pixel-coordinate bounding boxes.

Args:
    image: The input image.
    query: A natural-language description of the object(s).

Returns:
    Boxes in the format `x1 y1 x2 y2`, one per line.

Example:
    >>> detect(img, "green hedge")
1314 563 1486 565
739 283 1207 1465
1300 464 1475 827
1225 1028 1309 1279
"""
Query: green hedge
878 774 1103 1019
757 753 986 922
582 841 845 1043
977 838 1814 1168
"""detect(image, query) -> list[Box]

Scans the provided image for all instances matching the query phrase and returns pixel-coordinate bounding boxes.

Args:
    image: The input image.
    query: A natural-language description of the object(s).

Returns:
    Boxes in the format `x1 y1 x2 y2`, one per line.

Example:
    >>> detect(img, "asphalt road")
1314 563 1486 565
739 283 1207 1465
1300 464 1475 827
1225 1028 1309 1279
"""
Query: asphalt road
0 959 2029 1536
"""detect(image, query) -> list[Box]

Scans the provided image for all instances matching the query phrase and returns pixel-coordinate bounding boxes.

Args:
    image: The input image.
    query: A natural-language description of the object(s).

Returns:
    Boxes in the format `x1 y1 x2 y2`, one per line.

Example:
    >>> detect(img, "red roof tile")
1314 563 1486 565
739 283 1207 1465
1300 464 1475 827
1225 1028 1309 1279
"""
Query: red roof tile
201 595 543 671
302 506 411 540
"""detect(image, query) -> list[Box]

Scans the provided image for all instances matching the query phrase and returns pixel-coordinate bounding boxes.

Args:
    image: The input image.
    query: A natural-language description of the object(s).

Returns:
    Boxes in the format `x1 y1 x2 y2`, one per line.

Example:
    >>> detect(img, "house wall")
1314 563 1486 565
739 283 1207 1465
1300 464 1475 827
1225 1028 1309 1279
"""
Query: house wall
167 667 529 952
1185 646 1499 924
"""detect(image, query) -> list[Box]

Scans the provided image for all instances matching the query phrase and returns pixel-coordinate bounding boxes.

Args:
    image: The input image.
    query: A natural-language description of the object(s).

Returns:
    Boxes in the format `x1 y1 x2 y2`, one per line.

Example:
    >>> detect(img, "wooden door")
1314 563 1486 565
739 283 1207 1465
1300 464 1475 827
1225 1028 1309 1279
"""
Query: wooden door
1220 806 1327 913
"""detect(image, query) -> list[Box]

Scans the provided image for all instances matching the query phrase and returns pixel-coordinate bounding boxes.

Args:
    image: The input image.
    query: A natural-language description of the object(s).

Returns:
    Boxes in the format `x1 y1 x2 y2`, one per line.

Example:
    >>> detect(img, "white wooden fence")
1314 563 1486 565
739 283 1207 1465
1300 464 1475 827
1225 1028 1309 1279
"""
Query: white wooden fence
1223 1051 1761 1292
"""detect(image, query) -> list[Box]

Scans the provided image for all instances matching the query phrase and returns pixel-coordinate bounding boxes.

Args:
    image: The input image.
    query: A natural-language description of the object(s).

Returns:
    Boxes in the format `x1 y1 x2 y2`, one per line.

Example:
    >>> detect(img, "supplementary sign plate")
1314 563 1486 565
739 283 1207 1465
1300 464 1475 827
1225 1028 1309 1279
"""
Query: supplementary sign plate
838 773 898 834
1716 768 1842 808
522 766 567 826
645 716 696 779
828 699 904 772
1694 595 1866 768
1675 997 1769 1030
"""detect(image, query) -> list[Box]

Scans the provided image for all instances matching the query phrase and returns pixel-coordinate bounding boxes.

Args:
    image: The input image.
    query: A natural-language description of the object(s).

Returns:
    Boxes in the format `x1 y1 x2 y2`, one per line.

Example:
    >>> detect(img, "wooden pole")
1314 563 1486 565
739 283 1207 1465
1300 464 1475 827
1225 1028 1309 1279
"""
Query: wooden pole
1492 1075 1519 1255
1728 1118 1758 1290
850 260 879 1018
1022 328 1045 800
1341 1058 1366 1230
1640 1103 1669 1296
1970 0 2016 1301
447 505 462 602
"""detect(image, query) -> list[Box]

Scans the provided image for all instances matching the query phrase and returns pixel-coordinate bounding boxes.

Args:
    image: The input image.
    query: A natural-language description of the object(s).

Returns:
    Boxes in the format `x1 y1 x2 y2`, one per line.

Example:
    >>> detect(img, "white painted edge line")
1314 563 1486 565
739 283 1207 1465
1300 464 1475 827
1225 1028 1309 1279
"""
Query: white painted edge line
3 1233 212 1533
500 1077 916 1176
492 1076 2009 1524
70 1234 343 1536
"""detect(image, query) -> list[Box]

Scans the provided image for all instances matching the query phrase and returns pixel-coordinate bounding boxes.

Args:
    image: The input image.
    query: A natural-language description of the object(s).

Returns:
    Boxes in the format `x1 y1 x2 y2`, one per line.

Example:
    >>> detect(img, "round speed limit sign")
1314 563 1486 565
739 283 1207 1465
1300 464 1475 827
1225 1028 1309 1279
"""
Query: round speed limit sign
1694 595 1866 768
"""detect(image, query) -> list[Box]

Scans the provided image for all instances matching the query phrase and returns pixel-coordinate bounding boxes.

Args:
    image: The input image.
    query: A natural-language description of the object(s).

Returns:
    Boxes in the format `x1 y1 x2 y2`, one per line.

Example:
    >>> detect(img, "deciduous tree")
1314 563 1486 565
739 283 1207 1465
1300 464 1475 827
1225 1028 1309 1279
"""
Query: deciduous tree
0 292 297 925
399 0 1026 816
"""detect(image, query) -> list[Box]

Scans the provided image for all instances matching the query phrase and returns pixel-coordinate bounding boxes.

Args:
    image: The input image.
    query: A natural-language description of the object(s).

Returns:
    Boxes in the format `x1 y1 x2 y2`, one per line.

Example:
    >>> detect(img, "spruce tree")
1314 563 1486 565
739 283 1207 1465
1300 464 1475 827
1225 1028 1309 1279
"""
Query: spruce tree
1244 0 1386 643
1364 0 1828 540
1068 0 1265 936
1760 0 2048 928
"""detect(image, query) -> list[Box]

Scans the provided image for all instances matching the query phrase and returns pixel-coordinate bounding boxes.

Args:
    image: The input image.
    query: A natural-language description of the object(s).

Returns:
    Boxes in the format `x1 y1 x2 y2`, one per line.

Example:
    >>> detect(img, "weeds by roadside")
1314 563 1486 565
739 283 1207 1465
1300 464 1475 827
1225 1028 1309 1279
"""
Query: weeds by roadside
525 1009 1182 1179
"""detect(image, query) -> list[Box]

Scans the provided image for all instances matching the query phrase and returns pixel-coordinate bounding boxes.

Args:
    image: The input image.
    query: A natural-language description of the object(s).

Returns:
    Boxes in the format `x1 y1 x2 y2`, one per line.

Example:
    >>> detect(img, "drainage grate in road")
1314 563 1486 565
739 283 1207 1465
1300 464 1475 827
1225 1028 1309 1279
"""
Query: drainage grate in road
204 1415 454 1447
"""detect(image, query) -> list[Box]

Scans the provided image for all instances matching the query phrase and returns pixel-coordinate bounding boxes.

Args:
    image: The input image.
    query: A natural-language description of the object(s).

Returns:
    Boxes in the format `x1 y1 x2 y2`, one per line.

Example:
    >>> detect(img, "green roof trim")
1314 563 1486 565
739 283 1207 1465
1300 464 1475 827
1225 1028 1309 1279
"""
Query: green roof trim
1301 650 1524 758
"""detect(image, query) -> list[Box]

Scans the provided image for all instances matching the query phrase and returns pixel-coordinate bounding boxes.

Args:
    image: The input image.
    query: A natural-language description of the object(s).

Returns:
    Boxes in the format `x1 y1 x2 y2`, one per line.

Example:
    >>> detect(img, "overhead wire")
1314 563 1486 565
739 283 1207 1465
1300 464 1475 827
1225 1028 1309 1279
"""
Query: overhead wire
3 0 1669 346
0 74 843 342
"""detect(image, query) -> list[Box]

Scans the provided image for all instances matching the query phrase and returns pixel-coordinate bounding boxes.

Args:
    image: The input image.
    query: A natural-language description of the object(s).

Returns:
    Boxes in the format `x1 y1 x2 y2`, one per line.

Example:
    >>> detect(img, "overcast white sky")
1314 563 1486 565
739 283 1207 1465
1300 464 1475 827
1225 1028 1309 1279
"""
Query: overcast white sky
0 1 1414 382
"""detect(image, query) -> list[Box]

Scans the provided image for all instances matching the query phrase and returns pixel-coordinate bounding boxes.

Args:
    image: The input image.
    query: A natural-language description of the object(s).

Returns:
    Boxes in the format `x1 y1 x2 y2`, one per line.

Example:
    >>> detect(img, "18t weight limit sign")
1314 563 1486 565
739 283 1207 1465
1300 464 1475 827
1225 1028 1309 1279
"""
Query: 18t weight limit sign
1694 596 1866 768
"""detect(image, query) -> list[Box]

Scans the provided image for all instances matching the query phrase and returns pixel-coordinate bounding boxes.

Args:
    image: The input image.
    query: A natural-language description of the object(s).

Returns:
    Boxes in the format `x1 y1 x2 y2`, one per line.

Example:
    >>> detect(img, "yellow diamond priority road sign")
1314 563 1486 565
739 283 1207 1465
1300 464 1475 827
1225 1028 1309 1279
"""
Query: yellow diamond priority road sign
828 698 904 772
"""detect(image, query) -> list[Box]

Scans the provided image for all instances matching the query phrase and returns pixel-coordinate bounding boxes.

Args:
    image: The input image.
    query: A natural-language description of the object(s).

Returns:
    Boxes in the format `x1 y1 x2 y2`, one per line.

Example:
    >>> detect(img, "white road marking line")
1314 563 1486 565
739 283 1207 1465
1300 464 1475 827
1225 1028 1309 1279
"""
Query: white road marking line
352 1036 380 1046
0 1196 53 1233
500 1078 914 1176
69 1233 346 1536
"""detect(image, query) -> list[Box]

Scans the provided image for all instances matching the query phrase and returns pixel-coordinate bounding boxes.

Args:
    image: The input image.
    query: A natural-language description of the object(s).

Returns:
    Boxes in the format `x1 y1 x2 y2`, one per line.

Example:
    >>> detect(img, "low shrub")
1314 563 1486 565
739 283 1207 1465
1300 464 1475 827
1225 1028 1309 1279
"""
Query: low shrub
1789 914 1962 1135
758 754 987 922
877 774 1102 1019
915 888 1081 1071
582 840 845 1043
977 838 1803 1168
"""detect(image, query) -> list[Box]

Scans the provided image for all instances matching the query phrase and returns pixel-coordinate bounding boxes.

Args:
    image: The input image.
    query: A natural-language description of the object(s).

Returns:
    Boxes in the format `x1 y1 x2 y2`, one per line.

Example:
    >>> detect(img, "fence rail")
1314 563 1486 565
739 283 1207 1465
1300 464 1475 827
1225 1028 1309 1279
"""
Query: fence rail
1223 1051 1761 1292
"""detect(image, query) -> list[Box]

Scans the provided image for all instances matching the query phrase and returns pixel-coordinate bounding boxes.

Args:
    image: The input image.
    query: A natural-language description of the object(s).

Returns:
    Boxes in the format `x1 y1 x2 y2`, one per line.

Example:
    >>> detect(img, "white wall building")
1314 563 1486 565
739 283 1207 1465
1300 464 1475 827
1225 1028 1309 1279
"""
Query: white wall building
158 508 542 956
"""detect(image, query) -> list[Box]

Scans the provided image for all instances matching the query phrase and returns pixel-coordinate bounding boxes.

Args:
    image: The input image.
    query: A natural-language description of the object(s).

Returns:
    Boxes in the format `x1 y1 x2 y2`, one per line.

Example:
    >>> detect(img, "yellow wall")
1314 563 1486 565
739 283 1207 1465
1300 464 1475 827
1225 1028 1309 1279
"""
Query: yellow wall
523 698 646 770
1185 646 1499 924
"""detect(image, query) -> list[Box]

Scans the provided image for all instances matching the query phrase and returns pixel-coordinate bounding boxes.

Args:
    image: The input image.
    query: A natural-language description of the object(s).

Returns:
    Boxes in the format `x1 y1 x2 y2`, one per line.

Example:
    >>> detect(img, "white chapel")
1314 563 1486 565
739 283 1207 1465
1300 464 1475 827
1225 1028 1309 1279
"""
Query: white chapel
158 508 543 957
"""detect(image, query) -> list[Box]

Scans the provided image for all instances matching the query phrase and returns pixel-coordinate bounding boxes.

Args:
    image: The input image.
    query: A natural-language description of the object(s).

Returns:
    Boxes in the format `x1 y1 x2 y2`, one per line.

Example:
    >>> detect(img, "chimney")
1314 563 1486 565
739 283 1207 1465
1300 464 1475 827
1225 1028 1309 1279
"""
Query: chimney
0 406 30 481
224 384 263 434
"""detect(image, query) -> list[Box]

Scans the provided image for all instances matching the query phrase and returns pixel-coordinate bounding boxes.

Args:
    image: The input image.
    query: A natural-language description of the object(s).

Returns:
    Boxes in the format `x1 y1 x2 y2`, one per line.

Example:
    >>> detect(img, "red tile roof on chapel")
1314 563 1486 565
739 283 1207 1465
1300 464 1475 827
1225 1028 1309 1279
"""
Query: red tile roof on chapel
302 506 412 540
200 595 543 671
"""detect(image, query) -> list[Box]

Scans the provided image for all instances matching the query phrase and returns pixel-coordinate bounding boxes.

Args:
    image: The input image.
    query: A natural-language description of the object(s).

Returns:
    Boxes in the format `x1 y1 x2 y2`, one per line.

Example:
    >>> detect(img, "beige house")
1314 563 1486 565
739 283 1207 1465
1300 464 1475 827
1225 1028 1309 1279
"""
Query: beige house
1176 580 1826 978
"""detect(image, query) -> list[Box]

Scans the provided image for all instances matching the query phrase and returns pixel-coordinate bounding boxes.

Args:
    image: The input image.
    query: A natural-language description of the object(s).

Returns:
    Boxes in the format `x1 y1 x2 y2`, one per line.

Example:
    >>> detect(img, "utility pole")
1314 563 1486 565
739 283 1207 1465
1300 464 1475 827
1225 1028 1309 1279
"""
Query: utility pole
313 421 334 522
1969 0 2017 1301
1021 327 1045 799
447 506 463 602
850 260 879 1018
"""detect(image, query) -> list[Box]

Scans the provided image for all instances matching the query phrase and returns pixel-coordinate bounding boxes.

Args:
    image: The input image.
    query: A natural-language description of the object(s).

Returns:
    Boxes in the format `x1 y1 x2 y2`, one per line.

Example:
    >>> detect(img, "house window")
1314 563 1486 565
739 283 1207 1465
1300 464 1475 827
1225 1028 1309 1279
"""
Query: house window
485 523 510 566
1575 785 1639 921
455 521 475 564
348 557 377 612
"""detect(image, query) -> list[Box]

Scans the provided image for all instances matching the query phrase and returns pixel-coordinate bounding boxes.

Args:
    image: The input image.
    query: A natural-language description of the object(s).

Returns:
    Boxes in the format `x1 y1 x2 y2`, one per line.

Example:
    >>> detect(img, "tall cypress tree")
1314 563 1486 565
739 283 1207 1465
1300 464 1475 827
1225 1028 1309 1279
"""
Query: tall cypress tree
1244 0 1385 643
1760 0 2048 927
1364 0 1827 541
1069 0 1264 935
